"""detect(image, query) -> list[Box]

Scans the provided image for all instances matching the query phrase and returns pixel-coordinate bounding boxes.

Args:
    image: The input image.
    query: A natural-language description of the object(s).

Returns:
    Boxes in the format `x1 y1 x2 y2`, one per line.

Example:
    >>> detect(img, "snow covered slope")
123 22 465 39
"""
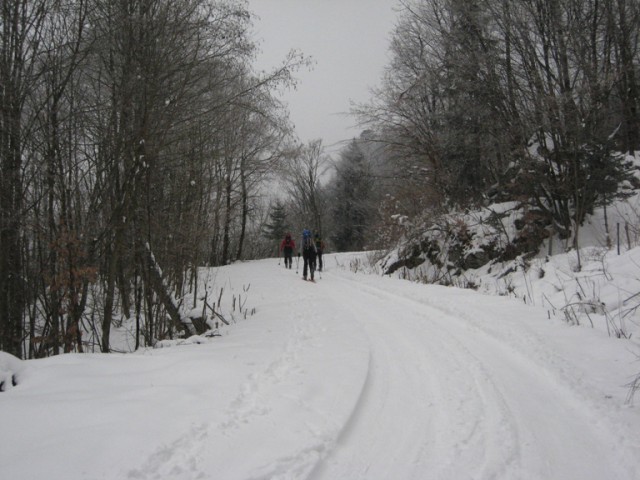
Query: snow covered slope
1 255 639 479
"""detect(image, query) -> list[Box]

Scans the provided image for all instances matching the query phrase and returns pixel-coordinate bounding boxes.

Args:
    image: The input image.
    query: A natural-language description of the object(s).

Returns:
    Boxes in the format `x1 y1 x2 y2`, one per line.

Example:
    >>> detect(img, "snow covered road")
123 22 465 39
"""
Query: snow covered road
1 254 639 479
309 270 637 479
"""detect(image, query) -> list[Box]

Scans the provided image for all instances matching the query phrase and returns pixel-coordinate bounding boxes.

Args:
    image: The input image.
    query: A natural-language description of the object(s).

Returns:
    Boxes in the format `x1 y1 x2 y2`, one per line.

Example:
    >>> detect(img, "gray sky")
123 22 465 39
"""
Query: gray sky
247 0 399 155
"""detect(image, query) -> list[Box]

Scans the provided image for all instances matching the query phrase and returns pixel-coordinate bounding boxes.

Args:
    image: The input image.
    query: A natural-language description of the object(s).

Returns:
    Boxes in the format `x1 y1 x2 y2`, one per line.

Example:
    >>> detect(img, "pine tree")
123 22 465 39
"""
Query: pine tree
331 140 375 251
263 200 290 242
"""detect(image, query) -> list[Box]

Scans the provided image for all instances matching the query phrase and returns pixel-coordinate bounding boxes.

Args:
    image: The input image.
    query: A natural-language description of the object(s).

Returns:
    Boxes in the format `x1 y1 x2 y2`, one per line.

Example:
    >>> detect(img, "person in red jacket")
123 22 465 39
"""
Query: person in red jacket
280 232 295 269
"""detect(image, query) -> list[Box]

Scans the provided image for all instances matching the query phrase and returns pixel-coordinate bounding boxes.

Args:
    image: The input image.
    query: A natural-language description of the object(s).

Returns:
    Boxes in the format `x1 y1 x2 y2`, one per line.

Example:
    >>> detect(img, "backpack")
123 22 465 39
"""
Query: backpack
302 230 312 250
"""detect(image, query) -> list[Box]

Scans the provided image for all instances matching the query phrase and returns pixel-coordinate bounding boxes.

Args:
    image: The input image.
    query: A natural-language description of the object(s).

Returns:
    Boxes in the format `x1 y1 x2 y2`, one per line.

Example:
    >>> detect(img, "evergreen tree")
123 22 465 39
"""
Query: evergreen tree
263 200 290 242
330 140 375 251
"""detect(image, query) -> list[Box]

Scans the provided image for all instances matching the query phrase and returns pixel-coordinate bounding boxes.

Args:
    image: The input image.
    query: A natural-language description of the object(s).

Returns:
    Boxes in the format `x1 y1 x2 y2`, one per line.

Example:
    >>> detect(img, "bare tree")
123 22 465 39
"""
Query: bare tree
282 139 330 234
0 0 49 357
356 0 638 261
0 0 310 356
29 0 92 355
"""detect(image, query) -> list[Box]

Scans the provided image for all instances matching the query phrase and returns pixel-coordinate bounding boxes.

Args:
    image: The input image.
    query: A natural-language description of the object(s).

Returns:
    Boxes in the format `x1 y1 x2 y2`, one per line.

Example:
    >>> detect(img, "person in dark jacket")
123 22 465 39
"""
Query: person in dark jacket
314 231 325 272
299 228 317 281
279 232 295 269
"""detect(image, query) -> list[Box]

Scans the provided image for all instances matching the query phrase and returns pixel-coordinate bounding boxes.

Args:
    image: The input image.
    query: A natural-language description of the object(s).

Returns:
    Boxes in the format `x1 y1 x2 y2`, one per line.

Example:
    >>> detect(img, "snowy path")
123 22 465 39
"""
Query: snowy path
309 271 636 479
1 255 639 479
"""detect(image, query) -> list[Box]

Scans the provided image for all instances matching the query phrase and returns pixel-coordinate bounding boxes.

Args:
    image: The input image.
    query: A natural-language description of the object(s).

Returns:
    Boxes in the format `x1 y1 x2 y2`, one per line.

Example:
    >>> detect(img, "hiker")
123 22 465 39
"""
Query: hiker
280 232 295 269
299 228 317 281
314 231 325 272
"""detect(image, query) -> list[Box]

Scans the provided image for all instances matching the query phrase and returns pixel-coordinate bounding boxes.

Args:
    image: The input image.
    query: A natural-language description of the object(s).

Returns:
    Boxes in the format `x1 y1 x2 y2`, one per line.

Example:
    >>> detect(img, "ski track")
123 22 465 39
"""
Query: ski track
124 260 639 480
125 265 369 480
308 270 637 480
308 275 516 479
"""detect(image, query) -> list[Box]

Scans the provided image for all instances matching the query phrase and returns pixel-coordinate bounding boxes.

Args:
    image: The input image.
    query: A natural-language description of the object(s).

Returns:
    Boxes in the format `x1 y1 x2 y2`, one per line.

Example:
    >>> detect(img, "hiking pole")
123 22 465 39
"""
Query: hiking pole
296 253 300 274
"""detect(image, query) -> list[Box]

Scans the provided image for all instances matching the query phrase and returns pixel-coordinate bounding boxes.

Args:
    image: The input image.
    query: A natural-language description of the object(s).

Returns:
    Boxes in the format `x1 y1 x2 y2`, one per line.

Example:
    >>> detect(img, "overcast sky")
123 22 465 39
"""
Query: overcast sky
247 0 400 155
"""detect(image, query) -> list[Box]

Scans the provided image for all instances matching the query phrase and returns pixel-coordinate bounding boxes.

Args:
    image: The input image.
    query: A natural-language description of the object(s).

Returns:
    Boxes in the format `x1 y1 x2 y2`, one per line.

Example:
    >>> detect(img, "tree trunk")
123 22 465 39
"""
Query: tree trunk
616 0 640 153
236 168 248 260
102 239 118 353
142 243 196 337
222 172 233 265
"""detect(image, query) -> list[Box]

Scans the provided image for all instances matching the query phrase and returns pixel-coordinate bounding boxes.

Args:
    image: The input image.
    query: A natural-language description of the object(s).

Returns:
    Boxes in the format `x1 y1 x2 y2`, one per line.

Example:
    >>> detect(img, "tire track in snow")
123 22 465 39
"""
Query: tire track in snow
308 274 522 479
350 275 639 476
310 272 634 480
123 260 638 479
239 281 373 479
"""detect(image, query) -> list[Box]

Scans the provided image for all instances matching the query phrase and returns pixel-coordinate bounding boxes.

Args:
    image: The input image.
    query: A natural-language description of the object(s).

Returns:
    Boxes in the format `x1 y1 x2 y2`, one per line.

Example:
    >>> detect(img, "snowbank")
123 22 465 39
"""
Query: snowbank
0 351 25 392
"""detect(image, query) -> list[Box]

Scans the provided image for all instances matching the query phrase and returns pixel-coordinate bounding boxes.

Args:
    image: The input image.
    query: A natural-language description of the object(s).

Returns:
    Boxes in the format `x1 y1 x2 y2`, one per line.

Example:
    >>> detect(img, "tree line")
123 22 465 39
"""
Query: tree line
263 135 385 255
269 0 640 262
0 0 307 358
346 0 640 255
5 0 640 358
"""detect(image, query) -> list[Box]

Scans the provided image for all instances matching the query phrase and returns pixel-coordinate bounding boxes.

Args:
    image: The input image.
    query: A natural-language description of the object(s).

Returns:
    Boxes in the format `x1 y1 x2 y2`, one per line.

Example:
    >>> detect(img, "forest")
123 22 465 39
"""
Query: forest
1 0 639 359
